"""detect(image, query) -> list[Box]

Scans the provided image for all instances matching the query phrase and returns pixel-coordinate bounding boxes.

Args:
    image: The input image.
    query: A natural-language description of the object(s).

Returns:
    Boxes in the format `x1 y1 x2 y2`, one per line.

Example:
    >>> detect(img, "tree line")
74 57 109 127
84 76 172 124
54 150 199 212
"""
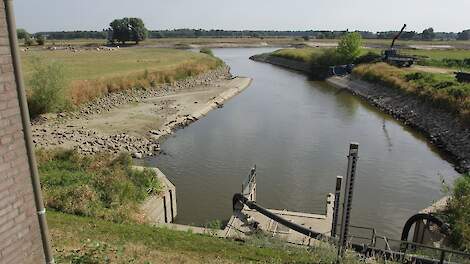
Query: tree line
17 18 470 44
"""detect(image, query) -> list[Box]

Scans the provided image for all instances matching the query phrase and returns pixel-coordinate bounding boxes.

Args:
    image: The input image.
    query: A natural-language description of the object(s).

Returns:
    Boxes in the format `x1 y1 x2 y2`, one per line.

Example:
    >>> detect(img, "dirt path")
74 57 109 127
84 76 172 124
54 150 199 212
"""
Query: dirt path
32 68 252 158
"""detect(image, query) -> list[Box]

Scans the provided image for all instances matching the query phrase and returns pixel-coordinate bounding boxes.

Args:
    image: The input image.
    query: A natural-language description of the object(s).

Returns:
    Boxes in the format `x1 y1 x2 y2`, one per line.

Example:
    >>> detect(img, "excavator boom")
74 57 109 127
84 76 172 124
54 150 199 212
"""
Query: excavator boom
390 24 407 49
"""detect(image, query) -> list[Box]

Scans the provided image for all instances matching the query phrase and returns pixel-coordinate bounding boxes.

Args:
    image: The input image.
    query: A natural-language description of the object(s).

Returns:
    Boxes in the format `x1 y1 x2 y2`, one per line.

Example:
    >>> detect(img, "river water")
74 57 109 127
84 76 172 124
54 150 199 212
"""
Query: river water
146 48 458 239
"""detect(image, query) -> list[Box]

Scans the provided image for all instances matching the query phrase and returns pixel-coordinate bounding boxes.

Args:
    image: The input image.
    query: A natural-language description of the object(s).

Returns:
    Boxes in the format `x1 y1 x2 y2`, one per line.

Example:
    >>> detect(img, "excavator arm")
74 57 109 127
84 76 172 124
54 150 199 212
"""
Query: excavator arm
390 24 407 49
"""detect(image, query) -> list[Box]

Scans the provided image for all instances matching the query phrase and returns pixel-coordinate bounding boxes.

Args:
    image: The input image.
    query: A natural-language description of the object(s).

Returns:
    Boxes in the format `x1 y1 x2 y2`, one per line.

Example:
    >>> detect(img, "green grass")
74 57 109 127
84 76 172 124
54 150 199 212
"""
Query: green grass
37 149 161 223
353 63 470 122
21 48 223 106
440 173 470 252
271 48 375 63
47 211 372 264
271 48 327 62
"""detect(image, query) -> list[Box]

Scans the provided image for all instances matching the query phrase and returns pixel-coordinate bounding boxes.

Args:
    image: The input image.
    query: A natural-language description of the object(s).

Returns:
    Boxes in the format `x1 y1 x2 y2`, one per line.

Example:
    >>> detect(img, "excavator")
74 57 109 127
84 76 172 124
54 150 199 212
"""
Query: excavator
383 24 417 67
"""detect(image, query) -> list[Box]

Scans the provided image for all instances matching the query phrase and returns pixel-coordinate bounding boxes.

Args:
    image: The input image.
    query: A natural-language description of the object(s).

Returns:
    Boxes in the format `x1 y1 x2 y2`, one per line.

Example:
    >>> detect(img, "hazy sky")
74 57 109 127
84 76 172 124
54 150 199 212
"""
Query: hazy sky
14 0 470 33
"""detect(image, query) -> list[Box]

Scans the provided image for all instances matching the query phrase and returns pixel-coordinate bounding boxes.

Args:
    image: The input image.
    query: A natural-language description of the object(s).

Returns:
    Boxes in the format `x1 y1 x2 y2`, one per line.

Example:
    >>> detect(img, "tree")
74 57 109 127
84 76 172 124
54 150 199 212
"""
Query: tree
129 18 148 44
110 18 130 44
109 17 148 44
457 29 470 40
421 27 435 40
36 34 45 45
336 32 362 61
17 28 30 39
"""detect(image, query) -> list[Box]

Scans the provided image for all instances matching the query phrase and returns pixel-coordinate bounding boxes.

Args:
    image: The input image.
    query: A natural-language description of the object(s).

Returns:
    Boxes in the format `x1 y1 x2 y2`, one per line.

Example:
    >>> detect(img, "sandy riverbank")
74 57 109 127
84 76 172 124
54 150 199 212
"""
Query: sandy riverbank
32 66 252 158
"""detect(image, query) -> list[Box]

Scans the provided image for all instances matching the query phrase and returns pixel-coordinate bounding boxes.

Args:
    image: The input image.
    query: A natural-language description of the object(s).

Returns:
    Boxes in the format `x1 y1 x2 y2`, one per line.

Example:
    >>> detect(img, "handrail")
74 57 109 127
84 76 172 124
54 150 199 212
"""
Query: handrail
232 193 470 264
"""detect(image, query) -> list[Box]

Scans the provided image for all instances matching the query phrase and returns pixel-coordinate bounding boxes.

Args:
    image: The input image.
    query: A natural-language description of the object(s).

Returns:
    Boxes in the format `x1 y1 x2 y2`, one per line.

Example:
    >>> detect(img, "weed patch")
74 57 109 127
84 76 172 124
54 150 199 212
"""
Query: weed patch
37 149 161 223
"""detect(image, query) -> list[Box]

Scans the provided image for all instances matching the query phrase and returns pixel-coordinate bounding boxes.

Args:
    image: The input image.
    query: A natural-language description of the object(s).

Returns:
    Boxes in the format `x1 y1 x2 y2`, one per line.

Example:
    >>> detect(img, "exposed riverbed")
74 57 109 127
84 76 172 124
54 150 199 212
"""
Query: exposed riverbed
147 48 459 240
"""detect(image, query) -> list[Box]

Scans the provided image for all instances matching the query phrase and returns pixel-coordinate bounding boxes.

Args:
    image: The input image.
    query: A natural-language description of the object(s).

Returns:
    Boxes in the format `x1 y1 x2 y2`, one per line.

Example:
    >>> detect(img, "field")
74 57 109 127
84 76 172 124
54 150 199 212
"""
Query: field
21 48 220 81
21 47 222 107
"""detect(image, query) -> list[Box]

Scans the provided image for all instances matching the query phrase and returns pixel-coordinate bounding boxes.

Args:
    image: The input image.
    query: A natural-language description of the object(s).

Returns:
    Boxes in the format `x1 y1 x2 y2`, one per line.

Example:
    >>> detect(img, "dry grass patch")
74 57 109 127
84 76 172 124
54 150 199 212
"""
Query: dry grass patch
21 48 222 108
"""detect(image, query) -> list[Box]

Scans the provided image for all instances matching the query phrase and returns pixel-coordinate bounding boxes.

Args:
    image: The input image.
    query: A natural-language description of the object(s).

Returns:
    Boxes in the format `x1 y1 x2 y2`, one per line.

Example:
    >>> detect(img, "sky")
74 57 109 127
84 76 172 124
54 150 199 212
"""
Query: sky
14 0 470 33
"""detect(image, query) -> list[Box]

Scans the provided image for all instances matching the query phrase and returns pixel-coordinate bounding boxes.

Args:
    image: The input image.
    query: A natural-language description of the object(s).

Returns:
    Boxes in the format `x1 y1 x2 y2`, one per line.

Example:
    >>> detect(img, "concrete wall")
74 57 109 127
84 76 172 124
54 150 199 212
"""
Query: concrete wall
137 167 177 224
0 3 46 263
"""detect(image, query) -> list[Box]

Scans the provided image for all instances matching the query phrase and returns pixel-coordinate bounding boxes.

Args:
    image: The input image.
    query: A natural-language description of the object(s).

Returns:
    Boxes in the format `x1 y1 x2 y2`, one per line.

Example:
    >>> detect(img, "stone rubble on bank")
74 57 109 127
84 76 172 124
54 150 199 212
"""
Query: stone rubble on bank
32 66 231 158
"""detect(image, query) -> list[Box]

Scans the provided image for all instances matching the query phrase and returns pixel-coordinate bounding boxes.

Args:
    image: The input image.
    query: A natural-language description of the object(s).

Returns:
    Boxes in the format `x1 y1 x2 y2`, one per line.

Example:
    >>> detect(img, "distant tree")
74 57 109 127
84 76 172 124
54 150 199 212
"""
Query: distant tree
129 18 148 44
36 34 46 45
110 18 131 44
17 28 30 39
336 32 362 61
302 35 310 41
421 28 435 40
109 18 148 44
24 35 35 46
401 31 417 40
457 29 470 40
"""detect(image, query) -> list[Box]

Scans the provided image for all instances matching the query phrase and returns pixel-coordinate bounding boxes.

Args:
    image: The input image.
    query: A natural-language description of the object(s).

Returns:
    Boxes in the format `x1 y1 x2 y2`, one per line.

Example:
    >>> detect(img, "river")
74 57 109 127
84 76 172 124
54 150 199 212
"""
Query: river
146 48 459 240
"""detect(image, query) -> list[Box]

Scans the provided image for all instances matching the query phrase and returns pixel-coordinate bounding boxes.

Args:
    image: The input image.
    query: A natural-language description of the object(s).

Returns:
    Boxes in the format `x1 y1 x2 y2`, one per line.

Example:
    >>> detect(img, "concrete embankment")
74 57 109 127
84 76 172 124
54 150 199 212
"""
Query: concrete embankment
327 76 469 173
250 54 469 173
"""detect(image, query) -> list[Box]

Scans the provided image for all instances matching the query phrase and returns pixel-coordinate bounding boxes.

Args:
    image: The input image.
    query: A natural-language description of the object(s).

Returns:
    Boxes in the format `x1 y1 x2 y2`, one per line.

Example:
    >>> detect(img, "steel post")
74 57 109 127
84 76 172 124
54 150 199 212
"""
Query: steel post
338 142 359 259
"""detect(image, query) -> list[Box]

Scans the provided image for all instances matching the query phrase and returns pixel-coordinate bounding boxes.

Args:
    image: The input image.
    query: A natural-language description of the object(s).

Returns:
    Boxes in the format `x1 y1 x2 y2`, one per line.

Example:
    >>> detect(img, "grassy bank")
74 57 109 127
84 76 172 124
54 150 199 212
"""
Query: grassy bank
37 149 161 223
48 211 371 263
271 48 326 62
271 47 470 70
353 63 470 121
21 48 223 108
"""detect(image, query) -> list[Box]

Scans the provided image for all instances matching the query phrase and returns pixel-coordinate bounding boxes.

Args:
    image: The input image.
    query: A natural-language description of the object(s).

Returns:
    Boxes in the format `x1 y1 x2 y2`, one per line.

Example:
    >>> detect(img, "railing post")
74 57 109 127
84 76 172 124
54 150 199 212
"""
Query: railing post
439 251 445 264
331 176 343 238
338 142 359 260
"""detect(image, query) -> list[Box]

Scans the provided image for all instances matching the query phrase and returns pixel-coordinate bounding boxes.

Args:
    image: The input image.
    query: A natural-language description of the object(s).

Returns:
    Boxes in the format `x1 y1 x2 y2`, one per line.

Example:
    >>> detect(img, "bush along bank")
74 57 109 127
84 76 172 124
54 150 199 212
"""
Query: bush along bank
440 173 470 252
37 149 162 223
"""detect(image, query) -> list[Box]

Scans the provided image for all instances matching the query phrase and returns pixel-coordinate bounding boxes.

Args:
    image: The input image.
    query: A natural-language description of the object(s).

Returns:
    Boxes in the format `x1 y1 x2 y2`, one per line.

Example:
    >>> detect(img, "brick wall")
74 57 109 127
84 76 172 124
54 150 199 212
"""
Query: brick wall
0 3 46 264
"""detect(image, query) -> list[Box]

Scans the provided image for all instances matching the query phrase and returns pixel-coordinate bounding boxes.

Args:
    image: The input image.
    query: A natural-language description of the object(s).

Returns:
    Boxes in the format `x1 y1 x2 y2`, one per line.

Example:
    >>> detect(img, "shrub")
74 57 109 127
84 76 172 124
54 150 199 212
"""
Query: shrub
336 32 362 62
310 49 350 79
27 57 70 117
36 34 45 46
24 35 35 46
200 47 214 57
442 173 470 251
37 149 162 223
354 52 382 65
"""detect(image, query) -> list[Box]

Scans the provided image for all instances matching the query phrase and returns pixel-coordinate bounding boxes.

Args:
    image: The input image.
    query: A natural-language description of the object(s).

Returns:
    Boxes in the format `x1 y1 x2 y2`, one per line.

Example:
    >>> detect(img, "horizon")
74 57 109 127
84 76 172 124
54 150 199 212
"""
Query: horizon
13 0 470 33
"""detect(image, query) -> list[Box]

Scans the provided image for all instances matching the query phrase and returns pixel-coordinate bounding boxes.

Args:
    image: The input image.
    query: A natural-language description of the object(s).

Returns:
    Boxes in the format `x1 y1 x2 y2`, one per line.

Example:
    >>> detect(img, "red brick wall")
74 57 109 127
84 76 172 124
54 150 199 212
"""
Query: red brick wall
0 3 46 264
